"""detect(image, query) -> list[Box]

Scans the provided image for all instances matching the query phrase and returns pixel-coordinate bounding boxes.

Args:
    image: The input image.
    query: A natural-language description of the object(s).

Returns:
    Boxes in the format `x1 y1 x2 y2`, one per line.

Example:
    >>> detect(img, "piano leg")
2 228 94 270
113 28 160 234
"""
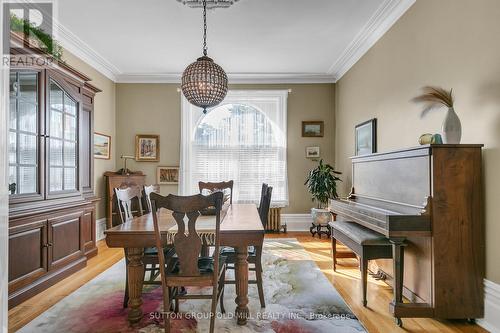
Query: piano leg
389 238 406 327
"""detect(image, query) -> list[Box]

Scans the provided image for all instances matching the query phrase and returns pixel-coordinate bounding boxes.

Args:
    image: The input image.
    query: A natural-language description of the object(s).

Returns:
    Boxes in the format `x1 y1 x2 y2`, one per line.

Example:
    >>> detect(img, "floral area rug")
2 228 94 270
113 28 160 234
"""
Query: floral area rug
19 238 366 333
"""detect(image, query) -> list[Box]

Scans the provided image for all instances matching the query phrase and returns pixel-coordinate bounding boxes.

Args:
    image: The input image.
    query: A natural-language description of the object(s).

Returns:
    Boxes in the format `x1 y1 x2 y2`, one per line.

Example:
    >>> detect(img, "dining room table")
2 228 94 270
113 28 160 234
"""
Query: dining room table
104 203 264 326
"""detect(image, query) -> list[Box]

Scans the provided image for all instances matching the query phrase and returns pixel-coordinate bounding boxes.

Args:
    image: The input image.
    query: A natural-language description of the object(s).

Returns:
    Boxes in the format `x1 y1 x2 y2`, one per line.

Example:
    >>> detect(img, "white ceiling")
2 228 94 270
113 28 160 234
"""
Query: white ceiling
54 0 415 83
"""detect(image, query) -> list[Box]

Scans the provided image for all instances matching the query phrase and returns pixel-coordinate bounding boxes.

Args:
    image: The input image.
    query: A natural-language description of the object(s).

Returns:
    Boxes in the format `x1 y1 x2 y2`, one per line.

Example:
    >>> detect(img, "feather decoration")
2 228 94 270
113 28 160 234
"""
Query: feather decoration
411 86 454 118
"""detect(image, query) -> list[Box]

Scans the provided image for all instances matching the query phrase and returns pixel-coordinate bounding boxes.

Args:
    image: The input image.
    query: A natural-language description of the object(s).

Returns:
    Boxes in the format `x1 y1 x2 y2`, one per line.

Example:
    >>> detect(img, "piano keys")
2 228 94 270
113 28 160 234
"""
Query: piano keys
329 144 484 324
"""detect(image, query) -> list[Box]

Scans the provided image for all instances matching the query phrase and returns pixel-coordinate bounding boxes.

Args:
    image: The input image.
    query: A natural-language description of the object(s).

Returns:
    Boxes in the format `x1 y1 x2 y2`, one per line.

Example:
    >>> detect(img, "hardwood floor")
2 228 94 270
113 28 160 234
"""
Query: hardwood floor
8 232 487 333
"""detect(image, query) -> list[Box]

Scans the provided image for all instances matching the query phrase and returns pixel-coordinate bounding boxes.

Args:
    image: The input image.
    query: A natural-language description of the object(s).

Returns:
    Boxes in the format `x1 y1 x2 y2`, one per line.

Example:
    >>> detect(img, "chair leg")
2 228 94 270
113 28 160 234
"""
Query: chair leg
360 255 368 307
332 236 337 271
209 285 218 333
123 249 129 308
174 295 179 313
255 253 266 308
163 286 171 333
219 267 226 314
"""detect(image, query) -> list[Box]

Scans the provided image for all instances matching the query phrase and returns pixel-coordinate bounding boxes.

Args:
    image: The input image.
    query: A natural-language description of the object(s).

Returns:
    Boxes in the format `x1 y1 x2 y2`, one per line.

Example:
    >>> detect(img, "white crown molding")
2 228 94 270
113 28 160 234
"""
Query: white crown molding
54 22 121 82
115 72 336 84
328 0 416 81
478 279 500 333
36 0 413 84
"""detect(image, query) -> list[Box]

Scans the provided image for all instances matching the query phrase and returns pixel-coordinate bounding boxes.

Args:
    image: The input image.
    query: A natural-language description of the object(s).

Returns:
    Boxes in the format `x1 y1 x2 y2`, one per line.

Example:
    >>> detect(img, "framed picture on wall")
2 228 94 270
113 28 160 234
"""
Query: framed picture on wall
306 146 320 159
94 132 111 159
136 134 159 161
157 166 179 184
302 121 324 137
355 118 377 156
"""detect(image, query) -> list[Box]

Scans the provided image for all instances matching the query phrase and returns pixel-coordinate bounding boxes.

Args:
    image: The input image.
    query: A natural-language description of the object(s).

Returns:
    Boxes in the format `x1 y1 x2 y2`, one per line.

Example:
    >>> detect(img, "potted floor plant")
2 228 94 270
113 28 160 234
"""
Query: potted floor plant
304 159 342 225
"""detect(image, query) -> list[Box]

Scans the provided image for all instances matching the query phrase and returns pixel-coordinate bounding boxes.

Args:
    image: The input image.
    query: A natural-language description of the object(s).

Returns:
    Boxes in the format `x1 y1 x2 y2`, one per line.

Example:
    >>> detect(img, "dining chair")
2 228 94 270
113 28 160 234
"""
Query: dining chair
144 184 160 213
220 183 272 308
114 186 174 308
198 180 234 256
150 192 227 333
198 180 234 204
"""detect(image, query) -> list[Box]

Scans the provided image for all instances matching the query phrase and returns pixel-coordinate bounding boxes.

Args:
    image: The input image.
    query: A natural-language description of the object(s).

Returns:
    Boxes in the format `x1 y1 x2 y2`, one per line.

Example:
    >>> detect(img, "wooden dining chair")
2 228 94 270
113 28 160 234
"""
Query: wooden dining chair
144 184 160 213
150 192 227 333
198 180 234 204
114 186 174 308
220 183 272 308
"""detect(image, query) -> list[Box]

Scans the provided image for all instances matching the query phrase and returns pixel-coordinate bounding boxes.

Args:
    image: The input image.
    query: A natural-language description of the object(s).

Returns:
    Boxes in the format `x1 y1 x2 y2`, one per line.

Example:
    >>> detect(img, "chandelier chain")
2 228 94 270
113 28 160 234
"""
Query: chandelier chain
203 0 207 56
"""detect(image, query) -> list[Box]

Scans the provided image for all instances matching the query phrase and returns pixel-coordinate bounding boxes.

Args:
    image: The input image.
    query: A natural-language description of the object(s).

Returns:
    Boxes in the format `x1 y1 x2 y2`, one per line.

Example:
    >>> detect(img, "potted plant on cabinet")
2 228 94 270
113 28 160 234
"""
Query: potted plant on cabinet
304 159 342 233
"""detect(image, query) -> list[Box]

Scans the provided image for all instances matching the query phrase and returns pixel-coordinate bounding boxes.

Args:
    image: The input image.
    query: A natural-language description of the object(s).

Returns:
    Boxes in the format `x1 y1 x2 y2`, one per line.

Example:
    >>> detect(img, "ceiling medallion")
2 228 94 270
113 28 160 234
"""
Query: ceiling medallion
177 0 239 10
181 0 228 113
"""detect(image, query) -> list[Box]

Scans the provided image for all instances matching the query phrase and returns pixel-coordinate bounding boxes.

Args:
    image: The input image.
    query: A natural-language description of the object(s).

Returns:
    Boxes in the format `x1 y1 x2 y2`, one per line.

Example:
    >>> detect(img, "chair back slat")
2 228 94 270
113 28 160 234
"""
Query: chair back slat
199 180 234 204
150 192 224 277
144 184 160 212
258 184 273 228
114 186 144 224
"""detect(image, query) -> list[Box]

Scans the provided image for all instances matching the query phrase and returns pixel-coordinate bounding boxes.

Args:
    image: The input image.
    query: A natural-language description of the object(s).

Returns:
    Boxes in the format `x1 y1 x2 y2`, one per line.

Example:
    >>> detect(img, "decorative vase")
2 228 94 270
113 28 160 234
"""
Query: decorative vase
442 107 462 144
311 208 332 225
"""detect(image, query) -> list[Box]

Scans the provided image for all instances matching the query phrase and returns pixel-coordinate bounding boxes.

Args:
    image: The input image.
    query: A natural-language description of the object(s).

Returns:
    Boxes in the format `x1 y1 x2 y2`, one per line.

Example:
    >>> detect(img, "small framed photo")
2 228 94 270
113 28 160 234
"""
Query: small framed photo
94 132 111 159
302 121 324 137
157 166 179 184
306 146 320 159
355 118 377 156
136 134 159 161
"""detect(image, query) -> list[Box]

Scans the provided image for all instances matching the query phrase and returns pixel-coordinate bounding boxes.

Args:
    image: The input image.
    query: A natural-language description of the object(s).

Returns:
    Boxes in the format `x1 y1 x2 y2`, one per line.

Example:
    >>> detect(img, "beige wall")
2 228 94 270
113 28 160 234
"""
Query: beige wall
335 0 500 283
115 83 335 214
62 51 116 219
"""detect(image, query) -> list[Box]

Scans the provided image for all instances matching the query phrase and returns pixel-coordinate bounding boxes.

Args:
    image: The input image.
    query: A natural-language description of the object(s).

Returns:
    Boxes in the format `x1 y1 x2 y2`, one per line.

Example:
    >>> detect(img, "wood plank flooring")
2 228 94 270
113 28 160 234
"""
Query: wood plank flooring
8 232 487 333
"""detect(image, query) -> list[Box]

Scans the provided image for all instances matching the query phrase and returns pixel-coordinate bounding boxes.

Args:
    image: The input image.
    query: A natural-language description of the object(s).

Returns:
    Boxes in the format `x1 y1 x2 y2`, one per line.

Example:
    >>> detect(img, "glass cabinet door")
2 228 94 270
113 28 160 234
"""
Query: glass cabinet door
8 72 39 196
48 80 78 194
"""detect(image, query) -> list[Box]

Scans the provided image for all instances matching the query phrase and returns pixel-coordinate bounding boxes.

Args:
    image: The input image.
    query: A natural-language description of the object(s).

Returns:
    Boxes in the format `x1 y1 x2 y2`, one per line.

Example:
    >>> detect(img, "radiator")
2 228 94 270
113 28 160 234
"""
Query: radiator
266 207 285 232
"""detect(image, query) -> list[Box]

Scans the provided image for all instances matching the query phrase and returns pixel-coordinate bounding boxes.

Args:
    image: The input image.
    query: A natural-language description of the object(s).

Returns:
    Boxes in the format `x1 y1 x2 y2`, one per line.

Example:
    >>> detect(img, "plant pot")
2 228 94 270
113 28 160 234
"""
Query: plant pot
442 107 462 144
311 208 332 225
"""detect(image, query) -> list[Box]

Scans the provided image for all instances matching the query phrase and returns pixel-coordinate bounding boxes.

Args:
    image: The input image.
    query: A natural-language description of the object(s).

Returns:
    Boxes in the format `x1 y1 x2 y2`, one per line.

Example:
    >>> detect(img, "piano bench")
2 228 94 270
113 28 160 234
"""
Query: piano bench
329 221 392 307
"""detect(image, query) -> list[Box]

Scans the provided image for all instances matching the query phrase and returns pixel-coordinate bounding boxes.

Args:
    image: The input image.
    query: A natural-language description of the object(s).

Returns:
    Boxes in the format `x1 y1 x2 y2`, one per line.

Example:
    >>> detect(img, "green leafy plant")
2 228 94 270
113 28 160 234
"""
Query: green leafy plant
10 14 63 60
304 159 342 208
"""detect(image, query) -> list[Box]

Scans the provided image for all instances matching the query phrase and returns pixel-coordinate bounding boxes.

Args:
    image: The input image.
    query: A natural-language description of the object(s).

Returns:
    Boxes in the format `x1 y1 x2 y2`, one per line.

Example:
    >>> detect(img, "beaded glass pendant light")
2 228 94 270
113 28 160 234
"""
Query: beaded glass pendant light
181 0 228 114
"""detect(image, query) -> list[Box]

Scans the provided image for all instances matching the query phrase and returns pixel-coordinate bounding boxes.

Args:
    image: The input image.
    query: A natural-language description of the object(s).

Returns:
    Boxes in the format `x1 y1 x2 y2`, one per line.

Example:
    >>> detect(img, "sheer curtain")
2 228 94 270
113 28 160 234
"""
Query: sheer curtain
180 90 288 207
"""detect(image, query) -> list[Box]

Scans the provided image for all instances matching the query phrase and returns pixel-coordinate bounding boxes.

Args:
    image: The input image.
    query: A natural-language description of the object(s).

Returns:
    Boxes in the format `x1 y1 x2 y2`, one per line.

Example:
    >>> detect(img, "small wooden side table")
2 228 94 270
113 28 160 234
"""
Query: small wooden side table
310 222 332 238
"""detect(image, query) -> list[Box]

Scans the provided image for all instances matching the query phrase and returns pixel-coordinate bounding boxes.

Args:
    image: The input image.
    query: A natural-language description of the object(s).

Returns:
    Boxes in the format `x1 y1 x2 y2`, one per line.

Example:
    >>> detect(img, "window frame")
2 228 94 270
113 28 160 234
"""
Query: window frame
180 90 289 207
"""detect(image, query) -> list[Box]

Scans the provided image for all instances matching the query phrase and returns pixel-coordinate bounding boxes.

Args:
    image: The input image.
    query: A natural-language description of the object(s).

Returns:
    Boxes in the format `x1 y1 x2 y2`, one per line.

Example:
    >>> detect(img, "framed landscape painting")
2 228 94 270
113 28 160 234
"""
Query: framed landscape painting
157 166 179 184
136 134 159 161
302 121 324 137
94 133 111 159
355 118 377 156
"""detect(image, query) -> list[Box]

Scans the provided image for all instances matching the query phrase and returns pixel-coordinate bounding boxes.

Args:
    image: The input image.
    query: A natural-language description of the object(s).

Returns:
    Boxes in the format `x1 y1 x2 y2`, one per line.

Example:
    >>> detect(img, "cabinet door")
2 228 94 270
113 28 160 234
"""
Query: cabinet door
48 212 84 271
8 219 48 293
81 207 96 255
8 71 43 202
47 79 79 197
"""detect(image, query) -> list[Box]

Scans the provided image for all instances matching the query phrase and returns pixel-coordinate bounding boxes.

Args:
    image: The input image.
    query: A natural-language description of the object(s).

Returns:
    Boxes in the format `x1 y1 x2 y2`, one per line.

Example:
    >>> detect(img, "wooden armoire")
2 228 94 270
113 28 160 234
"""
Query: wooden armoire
8 35 101 308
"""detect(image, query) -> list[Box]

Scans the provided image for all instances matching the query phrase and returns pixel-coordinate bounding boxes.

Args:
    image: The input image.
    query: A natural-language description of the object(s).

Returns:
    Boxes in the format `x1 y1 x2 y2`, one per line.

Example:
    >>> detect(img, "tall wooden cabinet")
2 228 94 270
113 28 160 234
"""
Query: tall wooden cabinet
8 46 101 308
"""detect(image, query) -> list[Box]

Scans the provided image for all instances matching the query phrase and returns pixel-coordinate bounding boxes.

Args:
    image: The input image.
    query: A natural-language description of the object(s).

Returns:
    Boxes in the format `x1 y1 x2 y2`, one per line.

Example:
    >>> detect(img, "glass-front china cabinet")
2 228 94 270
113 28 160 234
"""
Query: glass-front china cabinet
8 46 100 308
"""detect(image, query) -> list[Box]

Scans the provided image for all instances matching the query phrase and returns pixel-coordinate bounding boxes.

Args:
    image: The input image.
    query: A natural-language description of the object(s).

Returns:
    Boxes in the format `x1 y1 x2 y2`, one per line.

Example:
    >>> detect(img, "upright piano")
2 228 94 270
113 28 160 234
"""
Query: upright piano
329 144 484 322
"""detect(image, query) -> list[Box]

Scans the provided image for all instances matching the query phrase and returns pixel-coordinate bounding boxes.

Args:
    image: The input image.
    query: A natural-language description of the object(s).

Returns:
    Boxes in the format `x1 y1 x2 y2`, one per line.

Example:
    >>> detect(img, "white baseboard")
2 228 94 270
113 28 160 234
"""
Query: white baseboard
96 218 106 241
281 214 312 231
478 279 500 333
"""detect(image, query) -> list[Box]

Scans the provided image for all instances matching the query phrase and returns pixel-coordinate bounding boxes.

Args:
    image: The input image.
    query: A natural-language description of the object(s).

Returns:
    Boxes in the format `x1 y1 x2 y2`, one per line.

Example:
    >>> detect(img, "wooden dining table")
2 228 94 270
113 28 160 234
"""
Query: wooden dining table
105 203 264 326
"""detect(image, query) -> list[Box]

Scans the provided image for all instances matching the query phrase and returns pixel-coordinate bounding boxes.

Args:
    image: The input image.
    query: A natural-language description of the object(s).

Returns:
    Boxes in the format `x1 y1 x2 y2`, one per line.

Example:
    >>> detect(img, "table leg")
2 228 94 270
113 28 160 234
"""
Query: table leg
234 245 249 325
126 247 145 324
